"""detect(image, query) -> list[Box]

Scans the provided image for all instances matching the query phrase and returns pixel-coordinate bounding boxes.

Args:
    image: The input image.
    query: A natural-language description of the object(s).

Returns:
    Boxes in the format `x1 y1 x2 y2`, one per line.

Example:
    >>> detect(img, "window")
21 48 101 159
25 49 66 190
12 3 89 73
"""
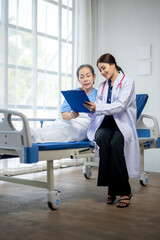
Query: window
0 0 74 123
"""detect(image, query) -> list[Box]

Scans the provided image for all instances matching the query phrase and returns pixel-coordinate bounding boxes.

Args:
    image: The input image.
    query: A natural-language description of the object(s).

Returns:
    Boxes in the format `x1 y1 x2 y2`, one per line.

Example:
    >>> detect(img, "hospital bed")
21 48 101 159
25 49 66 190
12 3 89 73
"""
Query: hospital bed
0 109 95 210
0 94 159 210
83 94 160 186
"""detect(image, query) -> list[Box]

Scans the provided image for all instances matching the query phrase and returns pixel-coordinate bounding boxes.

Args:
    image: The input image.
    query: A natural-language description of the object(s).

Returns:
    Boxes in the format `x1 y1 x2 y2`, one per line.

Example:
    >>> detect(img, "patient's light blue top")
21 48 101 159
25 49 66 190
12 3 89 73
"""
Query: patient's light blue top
61 88 97 113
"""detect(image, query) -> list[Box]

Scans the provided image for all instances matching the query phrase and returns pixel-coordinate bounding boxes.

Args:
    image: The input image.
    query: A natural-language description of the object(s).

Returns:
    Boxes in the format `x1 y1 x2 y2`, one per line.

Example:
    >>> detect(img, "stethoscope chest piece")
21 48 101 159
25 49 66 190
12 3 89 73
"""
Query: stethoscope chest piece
100 95 103 101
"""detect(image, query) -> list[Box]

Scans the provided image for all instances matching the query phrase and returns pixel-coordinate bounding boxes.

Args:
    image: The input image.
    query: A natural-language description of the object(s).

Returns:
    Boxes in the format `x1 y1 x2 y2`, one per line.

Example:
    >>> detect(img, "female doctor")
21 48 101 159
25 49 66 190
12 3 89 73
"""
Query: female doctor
84 53 140 208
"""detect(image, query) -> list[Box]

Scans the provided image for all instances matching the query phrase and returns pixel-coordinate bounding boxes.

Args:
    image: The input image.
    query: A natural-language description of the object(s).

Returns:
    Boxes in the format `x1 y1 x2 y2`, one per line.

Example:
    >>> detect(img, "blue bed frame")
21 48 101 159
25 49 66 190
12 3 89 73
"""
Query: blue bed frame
0 109 95 210
0 94 160 209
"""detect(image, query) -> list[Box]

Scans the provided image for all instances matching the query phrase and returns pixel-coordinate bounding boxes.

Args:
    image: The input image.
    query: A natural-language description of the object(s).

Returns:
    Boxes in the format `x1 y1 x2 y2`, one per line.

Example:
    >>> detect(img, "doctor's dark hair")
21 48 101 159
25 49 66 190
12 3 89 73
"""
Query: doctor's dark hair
97 53 124 74
76 64 95 78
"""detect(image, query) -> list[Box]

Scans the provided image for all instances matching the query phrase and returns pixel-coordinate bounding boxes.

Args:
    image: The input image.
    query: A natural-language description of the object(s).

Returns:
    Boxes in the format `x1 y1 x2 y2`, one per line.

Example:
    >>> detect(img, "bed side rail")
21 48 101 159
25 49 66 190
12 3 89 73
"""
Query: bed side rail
0 108 32 150
136 114 160 139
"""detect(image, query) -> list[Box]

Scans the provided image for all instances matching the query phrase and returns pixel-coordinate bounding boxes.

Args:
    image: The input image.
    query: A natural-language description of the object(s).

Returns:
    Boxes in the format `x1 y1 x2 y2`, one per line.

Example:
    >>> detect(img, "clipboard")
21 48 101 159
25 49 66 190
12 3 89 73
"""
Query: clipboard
61 90 93 113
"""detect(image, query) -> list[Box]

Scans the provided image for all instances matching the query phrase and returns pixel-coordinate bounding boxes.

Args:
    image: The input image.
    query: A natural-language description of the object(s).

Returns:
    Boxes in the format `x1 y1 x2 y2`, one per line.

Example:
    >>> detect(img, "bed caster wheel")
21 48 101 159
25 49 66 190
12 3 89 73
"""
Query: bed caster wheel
47 190 61 210
139 172 148 186
83 165 92 179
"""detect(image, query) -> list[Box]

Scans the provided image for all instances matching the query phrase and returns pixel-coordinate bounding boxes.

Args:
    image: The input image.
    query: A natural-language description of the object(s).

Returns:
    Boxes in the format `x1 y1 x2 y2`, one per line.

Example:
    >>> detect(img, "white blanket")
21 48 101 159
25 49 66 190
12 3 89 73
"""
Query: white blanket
31 113 91 143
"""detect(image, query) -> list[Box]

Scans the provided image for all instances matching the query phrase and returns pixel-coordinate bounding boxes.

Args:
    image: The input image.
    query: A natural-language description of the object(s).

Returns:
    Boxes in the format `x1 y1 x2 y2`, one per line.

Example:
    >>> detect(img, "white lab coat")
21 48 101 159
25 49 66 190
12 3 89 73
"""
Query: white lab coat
87 71 141 178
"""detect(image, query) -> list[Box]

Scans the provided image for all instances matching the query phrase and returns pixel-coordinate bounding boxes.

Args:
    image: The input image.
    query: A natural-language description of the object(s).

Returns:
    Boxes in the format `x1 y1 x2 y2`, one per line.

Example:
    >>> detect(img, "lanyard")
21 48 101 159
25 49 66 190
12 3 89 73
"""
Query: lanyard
101 74 125 97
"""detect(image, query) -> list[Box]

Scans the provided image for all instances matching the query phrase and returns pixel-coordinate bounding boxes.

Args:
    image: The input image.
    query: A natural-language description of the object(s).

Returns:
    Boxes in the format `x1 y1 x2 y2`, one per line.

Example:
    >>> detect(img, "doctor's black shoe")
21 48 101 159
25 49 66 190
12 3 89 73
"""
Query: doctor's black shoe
105 195 116 204
116 195 132 208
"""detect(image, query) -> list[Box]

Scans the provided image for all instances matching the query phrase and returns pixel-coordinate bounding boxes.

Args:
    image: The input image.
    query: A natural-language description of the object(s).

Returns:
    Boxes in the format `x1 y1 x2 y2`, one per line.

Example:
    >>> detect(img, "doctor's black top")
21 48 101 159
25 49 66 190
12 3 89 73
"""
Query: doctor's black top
100 80 118 129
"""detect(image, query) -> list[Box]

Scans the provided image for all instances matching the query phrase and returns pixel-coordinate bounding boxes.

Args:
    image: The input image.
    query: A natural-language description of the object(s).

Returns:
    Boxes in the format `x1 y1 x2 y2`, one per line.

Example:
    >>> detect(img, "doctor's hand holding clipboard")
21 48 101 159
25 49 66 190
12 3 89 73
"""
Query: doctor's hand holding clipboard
83 101 96 113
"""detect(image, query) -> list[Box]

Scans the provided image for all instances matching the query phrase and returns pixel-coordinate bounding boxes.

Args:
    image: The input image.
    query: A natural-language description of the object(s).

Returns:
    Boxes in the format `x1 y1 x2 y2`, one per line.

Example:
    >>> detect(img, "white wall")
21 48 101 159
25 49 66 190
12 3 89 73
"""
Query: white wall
96 0 160 172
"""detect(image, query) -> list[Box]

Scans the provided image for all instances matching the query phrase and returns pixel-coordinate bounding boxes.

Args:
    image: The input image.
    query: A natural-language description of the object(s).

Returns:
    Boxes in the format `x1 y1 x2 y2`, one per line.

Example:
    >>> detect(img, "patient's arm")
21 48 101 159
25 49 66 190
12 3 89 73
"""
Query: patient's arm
61 111 79 120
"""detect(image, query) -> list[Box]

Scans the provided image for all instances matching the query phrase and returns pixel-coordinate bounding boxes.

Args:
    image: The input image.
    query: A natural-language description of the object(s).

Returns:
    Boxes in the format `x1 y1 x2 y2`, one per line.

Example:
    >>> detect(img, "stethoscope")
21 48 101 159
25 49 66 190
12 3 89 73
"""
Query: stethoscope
100 74 125 100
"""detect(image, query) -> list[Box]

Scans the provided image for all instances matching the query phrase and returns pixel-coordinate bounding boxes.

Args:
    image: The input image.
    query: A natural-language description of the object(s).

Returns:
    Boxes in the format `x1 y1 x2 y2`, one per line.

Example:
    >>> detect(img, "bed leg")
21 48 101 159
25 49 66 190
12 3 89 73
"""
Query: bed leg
47 160 54 191
139 149 148 186
140 149 144 172
47 160 60 210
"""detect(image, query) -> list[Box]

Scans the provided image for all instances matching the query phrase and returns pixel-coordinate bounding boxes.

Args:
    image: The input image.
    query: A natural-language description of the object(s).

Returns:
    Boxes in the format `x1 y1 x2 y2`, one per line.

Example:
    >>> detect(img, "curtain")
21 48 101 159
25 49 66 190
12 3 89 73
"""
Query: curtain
73 0 98 88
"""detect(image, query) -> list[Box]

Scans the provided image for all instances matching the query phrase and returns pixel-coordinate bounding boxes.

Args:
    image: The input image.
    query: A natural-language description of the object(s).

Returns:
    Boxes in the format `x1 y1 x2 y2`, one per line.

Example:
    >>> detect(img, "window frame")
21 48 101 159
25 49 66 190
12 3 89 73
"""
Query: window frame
0 0 74 119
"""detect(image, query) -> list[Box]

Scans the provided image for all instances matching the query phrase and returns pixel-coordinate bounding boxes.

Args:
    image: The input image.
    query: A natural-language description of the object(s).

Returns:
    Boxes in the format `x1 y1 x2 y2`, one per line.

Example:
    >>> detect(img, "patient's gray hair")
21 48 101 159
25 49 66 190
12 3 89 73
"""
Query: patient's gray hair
76 64 95 78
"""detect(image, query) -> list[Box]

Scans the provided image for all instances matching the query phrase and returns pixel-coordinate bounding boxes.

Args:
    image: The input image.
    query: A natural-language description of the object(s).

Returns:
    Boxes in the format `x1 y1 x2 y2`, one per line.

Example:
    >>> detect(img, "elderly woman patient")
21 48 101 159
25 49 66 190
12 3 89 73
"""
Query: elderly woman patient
31 64 97 143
